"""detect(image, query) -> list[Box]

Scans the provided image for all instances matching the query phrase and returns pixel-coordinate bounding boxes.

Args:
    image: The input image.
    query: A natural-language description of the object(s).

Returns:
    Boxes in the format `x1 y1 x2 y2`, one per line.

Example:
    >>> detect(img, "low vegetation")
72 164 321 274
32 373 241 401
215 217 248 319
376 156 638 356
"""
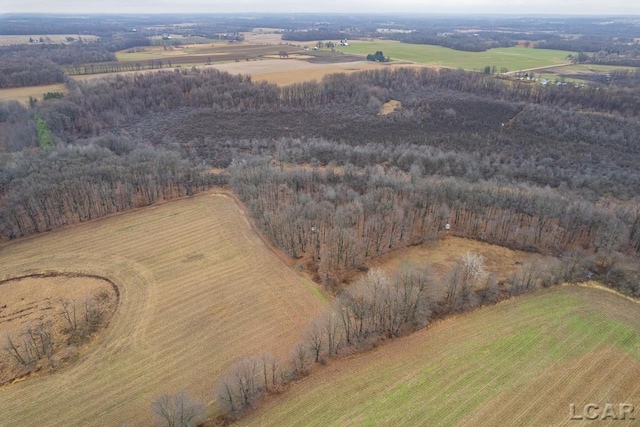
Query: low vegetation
366 50 389 62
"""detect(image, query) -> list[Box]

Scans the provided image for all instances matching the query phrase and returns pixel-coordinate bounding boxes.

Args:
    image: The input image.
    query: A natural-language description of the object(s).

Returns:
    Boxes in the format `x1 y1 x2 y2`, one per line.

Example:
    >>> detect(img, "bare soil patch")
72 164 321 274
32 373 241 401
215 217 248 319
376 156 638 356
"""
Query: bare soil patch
380 99 402 115
0 274 117 386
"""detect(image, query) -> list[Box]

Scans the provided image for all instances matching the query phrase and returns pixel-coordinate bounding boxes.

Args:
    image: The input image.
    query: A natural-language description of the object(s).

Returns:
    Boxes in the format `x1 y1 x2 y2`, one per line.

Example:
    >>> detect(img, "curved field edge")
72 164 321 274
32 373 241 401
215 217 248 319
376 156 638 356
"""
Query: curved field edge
0 272 121 299
240 285 640 427
0 191 326 426
0 273 119 386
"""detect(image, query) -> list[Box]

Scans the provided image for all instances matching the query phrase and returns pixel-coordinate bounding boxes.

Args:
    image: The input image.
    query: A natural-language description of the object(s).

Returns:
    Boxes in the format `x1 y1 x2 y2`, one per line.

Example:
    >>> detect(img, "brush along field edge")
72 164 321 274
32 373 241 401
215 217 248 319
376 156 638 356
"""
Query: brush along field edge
240 285 640 426
0 191 325 426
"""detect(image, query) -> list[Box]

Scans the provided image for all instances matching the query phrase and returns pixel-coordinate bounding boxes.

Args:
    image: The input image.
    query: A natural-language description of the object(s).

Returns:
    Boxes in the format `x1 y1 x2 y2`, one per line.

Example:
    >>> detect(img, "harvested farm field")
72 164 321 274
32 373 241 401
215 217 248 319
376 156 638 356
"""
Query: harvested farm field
0 191 325 426
69 58 410 86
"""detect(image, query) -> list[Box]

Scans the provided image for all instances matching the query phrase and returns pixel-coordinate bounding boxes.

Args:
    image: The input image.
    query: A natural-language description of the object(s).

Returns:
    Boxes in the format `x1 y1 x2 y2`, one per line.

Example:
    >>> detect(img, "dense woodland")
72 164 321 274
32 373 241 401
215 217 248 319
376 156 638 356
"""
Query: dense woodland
0 36 149 88
231 159 639 291
1 14 640 299
2 67 640 256
387 32 515 52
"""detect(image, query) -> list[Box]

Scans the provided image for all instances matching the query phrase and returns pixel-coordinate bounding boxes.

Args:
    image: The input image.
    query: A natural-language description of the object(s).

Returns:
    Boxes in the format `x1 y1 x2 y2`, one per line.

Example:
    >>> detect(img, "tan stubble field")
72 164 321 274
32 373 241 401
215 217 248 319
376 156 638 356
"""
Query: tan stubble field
0 191 326 426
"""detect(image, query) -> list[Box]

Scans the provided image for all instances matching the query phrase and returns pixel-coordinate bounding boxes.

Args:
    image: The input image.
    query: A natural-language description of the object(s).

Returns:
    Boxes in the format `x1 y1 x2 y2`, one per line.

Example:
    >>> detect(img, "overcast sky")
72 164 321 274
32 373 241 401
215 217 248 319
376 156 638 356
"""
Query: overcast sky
3 0 639 15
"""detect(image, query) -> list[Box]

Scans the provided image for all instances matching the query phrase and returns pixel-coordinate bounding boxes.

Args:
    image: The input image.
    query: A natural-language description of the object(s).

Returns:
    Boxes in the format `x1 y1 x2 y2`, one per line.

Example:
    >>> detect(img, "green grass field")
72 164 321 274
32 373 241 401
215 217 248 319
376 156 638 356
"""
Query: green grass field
242 285 640 426
339 40 575 72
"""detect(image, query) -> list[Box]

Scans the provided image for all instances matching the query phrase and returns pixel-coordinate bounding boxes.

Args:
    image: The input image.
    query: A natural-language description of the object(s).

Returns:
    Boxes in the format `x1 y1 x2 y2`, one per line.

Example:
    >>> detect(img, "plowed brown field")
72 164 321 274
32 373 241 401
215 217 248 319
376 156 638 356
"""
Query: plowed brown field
0 191 325 426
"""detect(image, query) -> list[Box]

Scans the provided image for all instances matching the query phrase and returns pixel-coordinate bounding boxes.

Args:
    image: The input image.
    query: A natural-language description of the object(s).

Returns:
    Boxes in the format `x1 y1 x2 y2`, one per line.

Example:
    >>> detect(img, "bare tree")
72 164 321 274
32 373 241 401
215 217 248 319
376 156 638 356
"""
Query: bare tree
23 321 54 363
4 333 29 366
560 250 589 282
306 320 325 363
291 342 310 375
335 295 354 345
390 268 432 332
59 298 78 343
216 377 238 415
445 253 487 312
3 322 54 368
322 310 343 357
510 261 541 295
152 391 205 427
81 296 105 336
259 353 283 391
476 272 499 304
215 357 262 416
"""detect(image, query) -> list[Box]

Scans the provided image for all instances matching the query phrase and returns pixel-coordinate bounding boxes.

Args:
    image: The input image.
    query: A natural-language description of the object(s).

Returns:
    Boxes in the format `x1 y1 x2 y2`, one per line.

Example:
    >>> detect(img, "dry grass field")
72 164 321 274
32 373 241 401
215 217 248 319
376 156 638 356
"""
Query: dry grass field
114 43 299 65
0 83 68 105
243 29 286 45
240 285 640 426
70 58 420 86
0 191 326 426
367 235 548 283
236 60 401 85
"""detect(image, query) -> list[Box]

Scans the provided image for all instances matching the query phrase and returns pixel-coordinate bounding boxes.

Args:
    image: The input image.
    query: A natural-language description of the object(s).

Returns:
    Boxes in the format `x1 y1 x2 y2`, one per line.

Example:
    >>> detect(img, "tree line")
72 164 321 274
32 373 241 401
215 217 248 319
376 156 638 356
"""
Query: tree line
388 32 515 52
230 160 638 289
0 43 115 88
209 251 583 423
0 143 220 240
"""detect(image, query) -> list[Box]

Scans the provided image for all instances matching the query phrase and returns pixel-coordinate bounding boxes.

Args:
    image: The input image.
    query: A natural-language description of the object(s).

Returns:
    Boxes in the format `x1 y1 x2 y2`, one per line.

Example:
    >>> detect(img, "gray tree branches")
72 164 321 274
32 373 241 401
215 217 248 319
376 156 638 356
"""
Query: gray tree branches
152 391 205 427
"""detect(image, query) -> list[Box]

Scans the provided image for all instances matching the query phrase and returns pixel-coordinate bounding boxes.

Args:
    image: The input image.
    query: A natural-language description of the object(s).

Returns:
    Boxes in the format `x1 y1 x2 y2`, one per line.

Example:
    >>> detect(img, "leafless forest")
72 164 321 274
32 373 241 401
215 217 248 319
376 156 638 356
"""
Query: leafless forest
2 68 640 286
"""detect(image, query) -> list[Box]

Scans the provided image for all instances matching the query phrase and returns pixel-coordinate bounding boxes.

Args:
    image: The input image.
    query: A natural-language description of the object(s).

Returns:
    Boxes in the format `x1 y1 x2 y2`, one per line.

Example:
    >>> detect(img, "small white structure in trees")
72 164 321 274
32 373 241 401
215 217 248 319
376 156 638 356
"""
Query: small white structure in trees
445 223 451 231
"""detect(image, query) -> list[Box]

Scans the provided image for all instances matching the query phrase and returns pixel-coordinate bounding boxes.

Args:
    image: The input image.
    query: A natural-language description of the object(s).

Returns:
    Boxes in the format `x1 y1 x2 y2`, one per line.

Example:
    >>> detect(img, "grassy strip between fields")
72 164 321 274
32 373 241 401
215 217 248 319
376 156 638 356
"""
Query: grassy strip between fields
302 278 329 303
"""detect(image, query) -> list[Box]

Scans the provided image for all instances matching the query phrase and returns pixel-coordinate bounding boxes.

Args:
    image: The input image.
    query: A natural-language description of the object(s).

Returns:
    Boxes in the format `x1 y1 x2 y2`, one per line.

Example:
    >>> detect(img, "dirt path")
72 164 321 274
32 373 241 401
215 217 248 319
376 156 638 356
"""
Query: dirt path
505 64 568 75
